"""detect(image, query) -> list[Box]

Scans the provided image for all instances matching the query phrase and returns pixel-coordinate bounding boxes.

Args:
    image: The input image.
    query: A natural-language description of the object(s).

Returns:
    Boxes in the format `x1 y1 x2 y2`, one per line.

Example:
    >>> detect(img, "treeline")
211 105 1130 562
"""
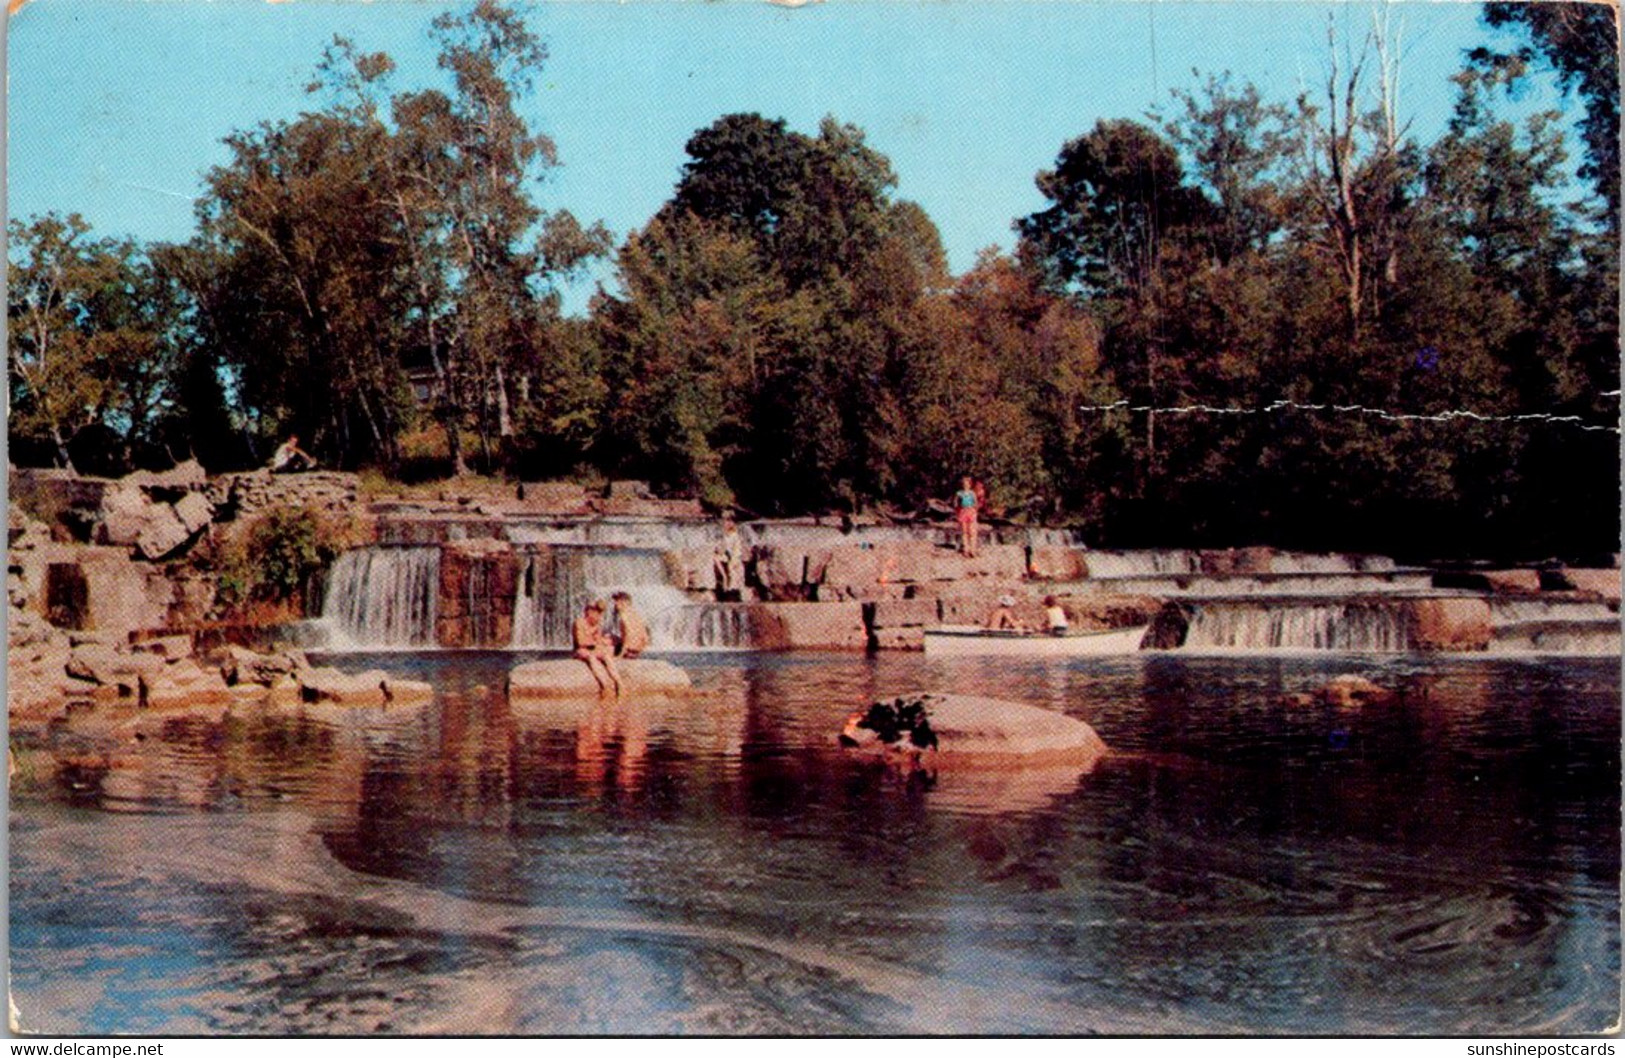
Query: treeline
8 1 1618 559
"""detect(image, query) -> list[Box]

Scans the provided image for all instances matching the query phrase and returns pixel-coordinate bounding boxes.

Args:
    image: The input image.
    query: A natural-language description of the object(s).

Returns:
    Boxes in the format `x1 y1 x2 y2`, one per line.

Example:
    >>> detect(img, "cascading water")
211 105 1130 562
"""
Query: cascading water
319 547 441 649
1178 600 1414 652
511 548 751 651
1083 550 1203 578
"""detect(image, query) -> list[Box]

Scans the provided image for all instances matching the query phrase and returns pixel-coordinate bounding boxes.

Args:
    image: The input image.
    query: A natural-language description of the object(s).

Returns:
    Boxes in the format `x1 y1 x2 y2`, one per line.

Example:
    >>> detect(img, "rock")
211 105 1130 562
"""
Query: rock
140 660 234 708
663 548 719 592
382 678 434 703
298 667 391 706
127 459 207 492
1200 547 1276 575
508 658 694 698
839 693 1109 768
95 484 154 547
1476 569 1542 594
607 480 654 500
1407 598 1492 651
65 644 165 687
749 602 869 650
172 492 214 534
753 546 832 595
132 634 193 660
1028 546 1089 581
1317 674 1394 708
869 598 942 629
218 645 310 686
67 549 180 633
870 627 925 651
134 504 193 560
1558 568 1621 602
516 481 592 514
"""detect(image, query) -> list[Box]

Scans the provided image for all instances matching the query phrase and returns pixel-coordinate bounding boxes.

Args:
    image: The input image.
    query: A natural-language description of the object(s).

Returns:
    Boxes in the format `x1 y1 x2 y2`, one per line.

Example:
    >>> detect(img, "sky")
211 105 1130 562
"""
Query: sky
7 0 1575 309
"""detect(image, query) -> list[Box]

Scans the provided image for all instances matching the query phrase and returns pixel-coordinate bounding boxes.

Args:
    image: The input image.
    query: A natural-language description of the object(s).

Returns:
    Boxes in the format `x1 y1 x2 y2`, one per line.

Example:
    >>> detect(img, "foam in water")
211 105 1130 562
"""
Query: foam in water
320 547 441 648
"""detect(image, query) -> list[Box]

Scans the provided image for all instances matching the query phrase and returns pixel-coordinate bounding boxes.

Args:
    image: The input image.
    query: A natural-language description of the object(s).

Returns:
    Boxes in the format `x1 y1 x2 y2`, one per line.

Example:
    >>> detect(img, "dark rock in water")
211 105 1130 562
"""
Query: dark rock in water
838 693 1108 767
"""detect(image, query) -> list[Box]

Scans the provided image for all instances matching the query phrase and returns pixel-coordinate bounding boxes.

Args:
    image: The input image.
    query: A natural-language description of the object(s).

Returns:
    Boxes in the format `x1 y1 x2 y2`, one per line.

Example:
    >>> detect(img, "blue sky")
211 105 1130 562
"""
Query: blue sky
8 0 1571 307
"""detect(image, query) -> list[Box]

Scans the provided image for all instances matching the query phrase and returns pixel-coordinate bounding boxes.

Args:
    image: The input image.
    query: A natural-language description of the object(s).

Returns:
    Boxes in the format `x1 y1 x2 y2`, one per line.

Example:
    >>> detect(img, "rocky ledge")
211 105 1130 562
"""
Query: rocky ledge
508 658 694 698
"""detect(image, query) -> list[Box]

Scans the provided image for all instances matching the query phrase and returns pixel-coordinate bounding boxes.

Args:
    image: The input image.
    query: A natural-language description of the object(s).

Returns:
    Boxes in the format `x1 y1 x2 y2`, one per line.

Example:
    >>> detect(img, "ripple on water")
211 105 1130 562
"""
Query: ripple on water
9 653 1620 1034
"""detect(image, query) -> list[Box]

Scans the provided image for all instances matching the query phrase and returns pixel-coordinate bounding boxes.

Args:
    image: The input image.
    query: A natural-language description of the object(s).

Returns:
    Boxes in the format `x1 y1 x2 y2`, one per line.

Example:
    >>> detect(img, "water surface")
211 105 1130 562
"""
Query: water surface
11 652 1620 1034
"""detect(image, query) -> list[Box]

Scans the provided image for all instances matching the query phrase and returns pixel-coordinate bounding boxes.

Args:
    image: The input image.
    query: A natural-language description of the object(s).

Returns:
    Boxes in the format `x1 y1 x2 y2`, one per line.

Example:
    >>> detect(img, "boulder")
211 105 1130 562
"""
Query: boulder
749 602 869 650
1027 546 1088 581
132 634 193 660
1316 674 1395 708
218 645 310 686
508 658 694 699
663 548 719 593
65 644 165 687
1407 597 1492 651
172 492 214 534
1558 568 1621 602
95 483 156 547
134 504 193 560
140 659 234 708
298 667 392 706
127 459 207 492
839 694 1109 768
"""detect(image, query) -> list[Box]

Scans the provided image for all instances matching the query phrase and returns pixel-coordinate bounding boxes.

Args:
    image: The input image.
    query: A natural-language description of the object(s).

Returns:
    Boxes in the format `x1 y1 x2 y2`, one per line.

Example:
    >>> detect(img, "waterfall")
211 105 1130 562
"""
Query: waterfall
320 547 441 649
1084 550 1203 578
1179 601 1413 653
511 548 751 651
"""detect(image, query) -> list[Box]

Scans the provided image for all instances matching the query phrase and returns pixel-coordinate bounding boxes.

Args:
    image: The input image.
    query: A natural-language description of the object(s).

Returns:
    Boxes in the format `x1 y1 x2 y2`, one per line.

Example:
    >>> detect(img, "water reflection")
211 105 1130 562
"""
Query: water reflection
9 652 1620 1034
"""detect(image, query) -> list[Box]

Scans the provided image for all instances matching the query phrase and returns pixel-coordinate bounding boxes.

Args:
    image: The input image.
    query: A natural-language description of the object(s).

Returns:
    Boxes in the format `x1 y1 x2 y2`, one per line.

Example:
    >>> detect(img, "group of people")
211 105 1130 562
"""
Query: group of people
985 594 1071 636
571 591 650 696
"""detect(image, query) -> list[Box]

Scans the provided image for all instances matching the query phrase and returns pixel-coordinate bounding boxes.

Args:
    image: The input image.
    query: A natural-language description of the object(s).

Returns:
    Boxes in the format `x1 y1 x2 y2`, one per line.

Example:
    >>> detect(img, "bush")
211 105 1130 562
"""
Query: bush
207 506 364 618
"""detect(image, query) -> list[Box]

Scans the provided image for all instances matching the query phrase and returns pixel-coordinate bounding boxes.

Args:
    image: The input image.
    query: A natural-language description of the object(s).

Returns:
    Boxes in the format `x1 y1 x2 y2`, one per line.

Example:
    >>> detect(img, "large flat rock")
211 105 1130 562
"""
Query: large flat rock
843 693 1109 768
508 657 694 698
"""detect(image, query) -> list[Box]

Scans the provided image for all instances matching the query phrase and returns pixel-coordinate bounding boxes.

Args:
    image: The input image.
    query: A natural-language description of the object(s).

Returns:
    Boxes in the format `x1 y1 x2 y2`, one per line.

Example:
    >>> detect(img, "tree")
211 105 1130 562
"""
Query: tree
8 213 191 469
1471 2 1620 226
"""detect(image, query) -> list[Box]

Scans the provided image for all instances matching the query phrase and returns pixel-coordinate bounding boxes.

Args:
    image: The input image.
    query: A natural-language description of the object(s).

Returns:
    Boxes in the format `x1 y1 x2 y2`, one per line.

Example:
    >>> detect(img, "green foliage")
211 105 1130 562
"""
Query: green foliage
211 507 360 614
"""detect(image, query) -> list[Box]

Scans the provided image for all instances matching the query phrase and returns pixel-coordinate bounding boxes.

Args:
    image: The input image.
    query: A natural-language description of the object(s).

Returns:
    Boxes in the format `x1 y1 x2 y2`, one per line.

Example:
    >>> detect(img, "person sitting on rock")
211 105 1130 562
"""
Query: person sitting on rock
611 591 651 659
267 434 317 474
572 600 621 696
1044 595 1070 637
985 594 1024 632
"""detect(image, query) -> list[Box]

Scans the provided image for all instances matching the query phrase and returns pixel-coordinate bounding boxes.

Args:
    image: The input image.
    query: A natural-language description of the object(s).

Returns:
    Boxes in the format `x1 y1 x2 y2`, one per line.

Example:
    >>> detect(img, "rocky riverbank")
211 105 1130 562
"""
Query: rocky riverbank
9 464 1622 724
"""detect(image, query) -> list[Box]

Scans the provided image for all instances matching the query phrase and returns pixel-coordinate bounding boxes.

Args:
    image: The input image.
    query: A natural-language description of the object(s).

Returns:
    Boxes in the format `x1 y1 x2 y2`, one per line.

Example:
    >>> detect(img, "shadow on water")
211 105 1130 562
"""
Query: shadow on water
9 651 1620 1034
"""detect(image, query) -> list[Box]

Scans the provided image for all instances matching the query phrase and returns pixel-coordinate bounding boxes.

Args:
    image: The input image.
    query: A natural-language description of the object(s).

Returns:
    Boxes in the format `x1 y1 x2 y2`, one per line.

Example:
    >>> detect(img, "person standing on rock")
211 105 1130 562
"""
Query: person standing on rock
1044 595 1070 637
954 476 980 557
572 600 621 696
612 591 651 659
714 516 744 598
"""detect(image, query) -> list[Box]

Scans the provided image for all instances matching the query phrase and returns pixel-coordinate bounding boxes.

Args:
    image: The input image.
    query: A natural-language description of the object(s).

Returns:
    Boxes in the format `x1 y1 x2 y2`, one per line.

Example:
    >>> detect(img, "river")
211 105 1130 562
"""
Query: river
9 651 1619 1034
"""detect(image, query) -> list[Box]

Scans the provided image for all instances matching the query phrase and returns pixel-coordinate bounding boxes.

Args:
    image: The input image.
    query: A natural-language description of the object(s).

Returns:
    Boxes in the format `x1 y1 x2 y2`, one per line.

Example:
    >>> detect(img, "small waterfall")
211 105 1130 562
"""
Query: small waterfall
512 548 751 651
1085 550 1202 578
1179 601 1413 652
320 547 441 648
